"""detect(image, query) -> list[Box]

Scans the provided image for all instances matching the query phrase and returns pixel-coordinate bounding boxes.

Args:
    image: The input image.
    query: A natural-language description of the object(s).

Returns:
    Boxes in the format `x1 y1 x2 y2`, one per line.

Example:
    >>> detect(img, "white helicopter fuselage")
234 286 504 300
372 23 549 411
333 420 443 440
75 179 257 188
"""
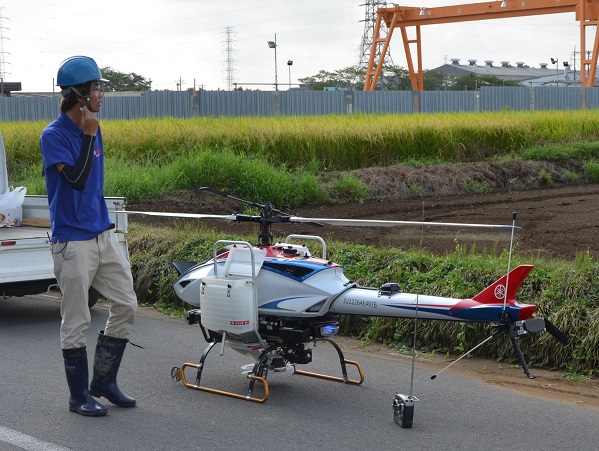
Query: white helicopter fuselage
174 253 351 318
173 243 531 324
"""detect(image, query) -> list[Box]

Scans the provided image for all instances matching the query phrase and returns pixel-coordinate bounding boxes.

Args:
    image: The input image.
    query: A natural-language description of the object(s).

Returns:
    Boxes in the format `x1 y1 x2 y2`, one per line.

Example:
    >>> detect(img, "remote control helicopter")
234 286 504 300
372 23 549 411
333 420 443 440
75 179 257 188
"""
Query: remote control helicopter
126 187 568 426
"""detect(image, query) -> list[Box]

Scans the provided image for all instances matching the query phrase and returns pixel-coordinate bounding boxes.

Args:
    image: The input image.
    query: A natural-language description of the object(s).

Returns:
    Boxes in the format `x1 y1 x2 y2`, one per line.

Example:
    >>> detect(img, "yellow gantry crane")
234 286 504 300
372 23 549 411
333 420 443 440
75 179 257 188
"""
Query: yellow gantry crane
364 0 599 91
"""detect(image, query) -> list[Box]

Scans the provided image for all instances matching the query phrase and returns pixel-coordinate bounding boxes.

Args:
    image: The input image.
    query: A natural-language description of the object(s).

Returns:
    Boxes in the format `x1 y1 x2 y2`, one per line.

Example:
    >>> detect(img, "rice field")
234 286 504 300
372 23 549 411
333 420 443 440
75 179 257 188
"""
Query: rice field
4 109 599 205
4 109 599 170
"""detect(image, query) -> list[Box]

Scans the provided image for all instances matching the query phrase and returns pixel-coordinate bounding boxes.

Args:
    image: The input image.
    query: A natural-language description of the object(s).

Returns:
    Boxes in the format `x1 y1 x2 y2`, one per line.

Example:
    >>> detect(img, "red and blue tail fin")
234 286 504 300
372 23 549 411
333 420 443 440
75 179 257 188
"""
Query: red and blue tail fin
472 264 534 305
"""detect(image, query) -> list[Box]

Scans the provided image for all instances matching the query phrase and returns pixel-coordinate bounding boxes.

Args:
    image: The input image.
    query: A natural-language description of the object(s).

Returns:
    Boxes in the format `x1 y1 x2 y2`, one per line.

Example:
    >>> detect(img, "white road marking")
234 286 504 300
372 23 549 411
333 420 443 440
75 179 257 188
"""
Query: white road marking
0 426 72 451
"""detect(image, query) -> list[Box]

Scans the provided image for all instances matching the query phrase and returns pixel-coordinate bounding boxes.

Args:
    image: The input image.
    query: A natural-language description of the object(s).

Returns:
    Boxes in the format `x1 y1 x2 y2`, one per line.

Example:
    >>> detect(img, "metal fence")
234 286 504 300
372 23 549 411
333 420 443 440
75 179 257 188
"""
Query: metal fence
1 87 599 122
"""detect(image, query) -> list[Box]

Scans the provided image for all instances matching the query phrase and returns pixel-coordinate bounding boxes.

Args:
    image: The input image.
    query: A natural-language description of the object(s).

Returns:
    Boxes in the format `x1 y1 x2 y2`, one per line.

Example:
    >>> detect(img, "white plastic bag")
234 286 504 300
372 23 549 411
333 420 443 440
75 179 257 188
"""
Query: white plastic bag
0 186 26 209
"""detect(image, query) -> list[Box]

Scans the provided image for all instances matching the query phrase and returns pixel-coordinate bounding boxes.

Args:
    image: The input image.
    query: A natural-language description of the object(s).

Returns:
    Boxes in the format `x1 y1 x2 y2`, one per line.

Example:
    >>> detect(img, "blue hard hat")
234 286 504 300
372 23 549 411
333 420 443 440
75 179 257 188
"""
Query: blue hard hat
56 56 108 87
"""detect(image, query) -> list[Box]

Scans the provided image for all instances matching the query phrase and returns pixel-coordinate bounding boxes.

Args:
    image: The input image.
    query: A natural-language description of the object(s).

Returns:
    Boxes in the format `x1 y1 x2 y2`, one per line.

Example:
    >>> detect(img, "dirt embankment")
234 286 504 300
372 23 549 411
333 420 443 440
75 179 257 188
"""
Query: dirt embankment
130 159 599 260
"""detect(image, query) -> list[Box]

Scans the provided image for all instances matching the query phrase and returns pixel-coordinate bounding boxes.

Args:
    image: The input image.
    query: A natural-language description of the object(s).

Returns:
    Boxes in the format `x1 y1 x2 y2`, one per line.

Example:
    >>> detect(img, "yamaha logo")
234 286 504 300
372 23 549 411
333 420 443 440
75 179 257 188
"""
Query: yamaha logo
494 284 506 300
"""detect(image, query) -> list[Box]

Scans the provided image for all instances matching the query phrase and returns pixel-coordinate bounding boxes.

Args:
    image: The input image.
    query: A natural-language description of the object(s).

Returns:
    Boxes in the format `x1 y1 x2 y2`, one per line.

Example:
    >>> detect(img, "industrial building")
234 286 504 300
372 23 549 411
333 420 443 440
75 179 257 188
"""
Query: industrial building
430 58 588 87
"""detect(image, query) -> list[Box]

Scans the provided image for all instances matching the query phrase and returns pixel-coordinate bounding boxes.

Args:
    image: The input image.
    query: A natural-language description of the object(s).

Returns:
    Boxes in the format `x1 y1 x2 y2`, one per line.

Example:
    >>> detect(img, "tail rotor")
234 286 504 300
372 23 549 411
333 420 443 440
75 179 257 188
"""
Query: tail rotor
542 317 570 345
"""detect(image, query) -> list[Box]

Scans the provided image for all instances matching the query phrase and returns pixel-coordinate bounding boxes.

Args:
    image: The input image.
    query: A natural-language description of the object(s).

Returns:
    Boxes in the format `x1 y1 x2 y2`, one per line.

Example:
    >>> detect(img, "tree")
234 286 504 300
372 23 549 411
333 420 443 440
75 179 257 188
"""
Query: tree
422 71 445 90
100 66 151 92
298 64 410 90
299 64 440 91
298 69 344 90
334 66 367 88
298 65 524 91
378 64 411 90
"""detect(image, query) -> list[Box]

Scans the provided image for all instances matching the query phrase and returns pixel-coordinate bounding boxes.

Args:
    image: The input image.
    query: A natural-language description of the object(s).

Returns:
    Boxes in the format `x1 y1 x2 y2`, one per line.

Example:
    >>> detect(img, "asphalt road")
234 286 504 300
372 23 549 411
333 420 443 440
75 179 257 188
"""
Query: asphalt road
1 295 597 451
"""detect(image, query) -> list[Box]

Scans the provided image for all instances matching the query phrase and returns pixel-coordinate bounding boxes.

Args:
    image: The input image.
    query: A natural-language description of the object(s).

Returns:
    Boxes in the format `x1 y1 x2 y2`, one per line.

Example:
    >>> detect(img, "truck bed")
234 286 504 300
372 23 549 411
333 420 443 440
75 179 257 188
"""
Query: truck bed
0 223 52 240
0 195 128 296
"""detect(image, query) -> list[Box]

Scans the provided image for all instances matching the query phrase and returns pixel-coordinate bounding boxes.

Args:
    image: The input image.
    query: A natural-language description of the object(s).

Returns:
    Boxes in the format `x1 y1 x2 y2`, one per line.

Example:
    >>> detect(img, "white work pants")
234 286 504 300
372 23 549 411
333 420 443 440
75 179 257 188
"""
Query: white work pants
52 230 137 349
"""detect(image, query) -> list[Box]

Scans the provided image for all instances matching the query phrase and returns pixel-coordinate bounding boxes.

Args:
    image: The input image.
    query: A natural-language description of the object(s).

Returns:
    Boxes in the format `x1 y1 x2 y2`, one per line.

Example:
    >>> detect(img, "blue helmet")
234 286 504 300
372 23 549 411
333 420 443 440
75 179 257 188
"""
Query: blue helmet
56 56 108 87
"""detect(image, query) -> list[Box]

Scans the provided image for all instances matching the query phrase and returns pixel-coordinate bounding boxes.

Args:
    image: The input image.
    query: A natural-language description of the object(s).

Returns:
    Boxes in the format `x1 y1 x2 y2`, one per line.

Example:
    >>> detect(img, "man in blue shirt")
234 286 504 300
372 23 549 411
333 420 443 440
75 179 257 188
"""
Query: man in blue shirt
40 56 137 417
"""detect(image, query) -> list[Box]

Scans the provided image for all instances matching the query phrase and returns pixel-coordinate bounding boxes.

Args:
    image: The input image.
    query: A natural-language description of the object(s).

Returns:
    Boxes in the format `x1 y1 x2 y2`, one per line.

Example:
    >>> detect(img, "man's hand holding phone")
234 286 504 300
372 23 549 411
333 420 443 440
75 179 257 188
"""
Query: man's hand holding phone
80 106 99 137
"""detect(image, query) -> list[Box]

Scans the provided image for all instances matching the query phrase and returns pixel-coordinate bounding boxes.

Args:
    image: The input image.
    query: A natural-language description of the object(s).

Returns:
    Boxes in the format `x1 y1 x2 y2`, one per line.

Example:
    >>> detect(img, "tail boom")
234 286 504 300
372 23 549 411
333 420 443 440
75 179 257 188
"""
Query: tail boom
330 265 536 323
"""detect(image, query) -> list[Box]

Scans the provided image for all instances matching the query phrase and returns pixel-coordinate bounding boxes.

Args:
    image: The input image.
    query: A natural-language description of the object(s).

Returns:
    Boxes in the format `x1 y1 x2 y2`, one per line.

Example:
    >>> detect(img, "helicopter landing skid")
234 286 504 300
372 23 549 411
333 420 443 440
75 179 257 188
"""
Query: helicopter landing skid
171 340 270 403
293 338 364 385
171 338 364 403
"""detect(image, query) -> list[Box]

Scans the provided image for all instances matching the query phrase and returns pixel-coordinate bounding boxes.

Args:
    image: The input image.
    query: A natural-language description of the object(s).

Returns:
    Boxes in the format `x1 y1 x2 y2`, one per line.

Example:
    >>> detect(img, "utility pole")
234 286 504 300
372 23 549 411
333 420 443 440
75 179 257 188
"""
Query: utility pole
572 47 580 81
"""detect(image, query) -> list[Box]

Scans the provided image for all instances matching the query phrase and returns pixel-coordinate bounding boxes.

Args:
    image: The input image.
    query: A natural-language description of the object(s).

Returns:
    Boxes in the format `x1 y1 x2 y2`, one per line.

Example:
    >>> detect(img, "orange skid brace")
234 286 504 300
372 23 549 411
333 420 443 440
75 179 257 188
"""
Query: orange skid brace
177 362 270 403
294 359 365 385
171 338 364 403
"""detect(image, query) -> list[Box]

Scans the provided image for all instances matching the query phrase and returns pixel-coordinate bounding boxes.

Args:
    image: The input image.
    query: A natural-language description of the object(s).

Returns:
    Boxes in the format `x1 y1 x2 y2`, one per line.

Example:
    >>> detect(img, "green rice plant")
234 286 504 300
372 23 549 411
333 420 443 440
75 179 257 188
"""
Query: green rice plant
459 179 491 194
537 168 554 186
585 160 599 182
574 250 594 271
405 183 423 197
94 111 599 171
517 142 599 161
563 169 580 183
102 148 326 207
7 110 599 210
0 121 46 176
329 173 369 202
7 110 599 180
9 162 47 194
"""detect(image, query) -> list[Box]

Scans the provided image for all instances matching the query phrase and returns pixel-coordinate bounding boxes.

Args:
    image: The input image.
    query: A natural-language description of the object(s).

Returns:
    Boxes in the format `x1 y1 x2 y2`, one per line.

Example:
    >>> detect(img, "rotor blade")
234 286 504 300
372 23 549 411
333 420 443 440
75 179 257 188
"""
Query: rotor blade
200 187 257 207
544 318 570 345
287 217 520 230
200 187 287 215
120 211 238 221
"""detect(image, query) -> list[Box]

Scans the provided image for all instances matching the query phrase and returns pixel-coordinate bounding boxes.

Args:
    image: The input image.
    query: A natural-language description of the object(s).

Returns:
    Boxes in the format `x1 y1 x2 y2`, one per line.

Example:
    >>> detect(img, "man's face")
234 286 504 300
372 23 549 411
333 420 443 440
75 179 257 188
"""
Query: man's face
86 81 103 112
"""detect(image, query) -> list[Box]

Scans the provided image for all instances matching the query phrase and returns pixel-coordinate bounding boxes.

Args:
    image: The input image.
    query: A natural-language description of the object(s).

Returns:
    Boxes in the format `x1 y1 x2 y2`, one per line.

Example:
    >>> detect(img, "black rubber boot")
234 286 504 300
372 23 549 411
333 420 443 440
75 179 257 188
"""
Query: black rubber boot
90 331 136 407
62 347 108 416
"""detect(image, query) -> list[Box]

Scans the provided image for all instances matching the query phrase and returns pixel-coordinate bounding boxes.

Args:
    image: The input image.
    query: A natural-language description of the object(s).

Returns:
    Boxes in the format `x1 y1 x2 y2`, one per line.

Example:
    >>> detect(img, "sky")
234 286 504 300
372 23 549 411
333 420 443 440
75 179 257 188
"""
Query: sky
0 0 584 92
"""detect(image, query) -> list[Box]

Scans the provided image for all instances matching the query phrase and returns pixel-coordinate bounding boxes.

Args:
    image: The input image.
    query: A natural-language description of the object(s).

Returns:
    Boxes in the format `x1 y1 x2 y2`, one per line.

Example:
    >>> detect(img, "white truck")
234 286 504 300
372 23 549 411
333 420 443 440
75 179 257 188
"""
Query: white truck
0 132 129 306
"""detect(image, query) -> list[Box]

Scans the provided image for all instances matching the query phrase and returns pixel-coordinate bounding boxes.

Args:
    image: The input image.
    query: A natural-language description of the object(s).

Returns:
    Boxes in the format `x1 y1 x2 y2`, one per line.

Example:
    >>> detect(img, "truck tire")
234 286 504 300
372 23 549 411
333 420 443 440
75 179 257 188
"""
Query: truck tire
3 282 101 308
88 287 102 308
0 279 56 298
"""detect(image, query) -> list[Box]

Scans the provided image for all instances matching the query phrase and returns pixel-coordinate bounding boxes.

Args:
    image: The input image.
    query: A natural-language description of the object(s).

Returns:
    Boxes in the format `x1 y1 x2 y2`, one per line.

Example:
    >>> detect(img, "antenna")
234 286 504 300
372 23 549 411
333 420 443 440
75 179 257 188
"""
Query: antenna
392 201 422 429
222 27 238 91
502 212 517 311
358 1 393 69
410 202 425 396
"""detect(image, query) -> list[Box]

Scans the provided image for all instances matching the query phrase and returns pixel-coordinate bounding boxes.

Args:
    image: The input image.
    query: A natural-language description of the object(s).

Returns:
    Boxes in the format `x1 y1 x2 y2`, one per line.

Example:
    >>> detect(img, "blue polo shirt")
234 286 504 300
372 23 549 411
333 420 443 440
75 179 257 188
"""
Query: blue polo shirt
40 111 112 243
